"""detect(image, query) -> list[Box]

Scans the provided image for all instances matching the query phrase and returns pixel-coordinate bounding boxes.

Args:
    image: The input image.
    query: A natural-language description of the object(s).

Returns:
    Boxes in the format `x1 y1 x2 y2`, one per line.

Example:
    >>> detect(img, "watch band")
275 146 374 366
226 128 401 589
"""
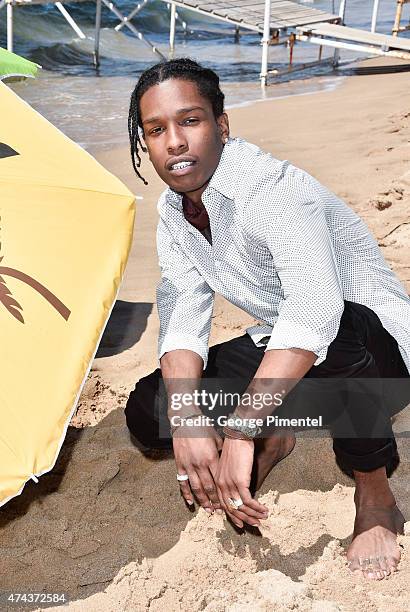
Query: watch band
222 425 254 441
223 413 263 440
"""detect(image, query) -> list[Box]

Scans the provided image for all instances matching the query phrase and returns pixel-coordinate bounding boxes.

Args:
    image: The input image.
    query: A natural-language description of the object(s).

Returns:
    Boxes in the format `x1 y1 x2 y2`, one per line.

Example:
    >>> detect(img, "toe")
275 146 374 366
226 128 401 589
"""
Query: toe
371 557 388 580
347 557 372 580
347 557 361 574
364 569 377 580
377 556 392 578
360 557 377 580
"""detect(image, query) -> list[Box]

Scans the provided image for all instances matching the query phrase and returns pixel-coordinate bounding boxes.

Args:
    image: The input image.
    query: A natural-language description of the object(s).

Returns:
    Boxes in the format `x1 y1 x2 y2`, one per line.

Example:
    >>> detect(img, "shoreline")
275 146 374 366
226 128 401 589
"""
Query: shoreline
11 63 354 154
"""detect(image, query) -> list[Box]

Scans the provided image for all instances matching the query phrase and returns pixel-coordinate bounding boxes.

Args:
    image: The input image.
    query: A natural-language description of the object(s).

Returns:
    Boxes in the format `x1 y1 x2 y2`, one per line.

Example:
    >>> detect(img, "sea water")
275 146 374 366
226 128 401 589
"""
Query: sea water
1 0 409 150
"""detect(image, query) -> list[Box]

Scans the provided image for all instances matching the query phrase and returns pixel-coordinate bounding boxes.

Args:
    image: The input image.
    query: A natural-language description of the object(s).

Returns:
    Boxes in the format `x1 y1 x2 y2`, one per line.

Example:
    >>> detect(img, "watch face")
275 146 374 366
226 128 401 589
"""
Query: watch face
226 414 262 438
246 427 259 438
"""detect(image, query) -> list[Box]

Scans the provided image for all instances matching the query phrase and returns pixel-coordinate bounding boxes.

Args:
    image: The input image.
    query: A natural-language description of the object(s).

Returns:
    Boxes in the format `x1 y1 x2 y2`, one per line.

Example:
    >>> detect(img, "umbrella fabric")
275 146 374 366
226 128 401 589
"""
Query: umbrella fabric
0 47 40 80
0 82 135 507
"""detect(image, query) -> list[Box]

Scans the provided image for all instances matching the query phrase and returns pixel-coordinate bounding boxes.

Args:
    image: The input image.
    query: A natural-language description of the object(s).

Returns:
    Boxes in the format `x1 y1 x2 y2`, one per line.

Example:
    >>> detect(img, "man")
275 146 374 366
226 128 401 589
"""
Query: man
125 58 410 580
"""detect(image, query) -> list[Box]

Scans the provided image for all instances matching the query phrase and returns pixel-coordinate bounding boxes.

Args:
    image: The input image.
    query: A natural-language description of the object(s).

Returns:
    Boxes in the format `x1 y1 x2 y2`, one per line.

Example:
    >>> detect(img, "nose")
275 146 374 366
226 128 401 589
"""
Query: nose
166 123 188 155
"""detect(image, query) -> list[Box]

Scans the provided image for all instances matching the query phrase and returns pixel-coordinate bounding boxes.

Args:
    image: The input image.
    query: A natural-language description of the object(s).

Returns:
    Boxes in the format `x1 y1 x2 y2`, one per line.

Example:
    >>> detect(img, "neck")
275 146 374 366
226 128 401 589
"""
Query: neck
182 181 209 206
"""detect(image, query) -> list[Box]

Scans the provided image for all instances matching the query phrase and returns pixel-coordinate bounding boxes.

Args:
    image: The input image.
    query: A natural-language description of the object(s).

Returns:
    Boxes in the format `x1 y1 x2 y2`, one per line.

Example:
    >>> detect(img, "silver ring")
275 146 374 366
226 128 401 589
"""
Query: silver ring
176 473 189 482
227 497 243 509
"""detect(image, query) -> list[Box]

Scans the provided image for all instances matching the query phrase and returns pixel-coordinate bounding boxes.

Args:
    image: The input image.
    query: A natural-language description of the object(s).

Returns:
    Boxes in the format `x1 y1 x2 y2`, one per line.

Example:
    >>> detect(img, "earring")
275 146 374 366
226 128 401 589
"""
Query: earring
224 136 229 144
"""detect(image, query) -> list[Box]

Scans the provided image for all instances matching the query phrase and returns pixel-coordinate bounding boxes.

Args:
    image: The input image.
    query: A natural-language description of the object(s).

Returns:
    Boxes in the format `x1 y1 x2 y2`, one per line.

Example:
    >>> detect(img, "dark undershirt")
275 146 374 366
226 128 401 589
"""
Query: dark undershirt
182 193 212 245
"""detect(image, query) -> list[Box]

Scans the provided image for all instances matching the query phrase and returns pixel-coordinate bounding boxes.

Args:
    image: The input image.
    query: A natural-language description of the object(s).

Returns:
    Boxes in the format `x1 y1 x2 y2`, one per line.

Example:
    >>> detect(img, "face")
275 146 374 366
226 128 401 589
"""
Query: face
139 78 229 203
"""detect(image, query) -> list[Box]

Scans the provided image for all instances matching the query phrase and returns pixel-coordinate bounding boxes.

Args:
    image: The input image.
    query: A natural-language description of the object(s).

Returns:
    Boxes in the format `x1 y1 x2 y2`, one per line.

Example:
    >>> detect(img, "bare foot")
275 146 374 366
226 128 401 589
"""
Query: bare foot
347 502 405 580
251 430 296 492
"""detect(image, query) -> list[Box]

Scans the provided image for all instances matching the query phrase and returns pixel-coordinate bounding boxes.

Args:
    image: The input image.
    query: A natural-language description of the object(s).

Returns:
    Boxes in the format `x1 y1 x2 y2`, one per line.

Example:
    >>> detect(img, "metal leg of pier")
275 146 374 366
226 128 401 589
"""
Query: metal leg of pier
393 0 402 36
170 2 176 53
177 12 191 36
6 0 13 53
94 0 102 69
168 2 193 42
260 0 271 87
102 0 166 59
114 0 149 32
333 0 347 67
371 0 380 33
55 3 86 40
392 0 410 36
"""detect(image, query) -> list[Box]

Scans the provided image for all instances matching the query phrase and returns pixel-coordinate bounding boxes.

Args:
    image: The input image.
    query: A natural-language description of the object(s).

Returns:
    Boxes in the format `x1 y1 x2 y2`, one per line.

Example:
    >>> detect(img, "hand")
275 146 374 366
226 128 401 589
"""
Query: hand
173 425 223 513
216 438 269 528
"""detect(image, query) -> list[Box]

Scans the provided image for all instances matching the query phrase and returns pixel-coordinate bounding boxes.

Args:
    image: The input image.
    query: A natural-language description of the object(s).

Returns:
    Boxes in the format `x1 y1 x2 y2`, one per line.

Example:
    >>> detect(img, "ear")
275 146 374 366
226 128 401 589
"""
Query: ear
144 140 152 160
217 112 230 144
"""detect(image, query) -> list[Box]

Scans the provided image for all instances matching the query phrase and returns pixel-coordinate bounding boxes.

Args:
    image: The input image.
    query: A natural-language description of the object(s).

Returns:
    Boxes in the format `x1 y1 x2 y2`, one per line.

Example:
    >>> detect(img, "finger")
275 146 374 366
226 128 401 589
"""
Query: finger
178 478 194 506
226 486 262 527
198 467 222 512
228 500 262 522
188 471 214 513
215 483 243 528
228 475 268 515
175 463 195 506
237 486 269 518
226 509 244 529
227 503 260 527
208 459 224 513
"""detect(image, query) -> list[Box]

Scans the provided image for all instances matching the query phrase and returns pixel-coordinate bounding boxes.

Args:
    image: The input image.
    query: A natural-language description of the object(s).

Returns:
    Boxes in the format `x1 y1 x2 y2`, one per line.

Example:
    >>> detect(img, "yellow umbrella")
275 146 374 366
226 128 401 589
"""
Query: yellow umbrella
0 82 135 506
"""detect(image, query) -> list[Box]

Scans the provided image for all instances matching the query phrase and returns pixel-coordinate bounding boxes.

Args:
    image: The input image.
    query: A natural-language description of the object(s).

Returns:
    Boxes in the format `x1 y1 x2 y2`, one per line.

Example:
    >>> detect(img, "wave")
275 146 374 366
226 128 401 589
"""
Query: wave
0 1 244 74
1 1 405 78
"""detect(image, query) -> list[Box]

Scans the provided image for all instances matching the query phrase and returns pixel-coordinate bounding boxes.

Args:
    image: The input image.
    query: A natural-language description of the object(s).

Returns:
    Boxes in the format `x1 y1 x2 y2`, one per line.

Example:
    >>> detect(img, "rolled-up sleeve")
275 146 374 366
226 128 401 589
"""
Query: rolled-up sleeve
263 171 345 365
156 218 214 369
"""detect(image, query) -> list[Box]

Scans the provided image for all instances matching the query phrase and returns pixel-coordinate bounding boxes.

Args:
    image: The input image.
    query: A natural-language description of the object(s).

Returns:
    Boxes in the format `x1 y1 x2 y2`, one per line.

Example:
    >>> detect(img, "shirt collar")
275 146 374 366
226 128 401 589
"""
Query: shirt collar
166 136 237 210
205 136 237 200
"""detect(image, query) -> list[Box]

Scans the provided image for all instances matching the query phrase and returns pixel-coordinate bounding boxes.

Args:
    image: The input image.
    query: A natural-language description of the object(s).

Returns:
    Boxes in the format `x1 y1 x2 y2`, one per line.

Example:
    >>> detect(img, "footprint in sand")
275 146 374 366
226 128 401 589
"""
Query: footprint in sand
368 185 406 210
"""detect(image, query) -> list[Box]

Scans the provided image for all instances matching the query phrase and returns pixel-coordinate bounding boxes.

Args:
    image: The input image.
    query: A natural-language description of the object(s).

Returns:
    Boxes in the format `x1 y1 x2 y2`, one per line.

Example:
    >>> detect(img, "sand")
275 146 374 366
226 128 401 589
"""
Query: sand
1 56 410 611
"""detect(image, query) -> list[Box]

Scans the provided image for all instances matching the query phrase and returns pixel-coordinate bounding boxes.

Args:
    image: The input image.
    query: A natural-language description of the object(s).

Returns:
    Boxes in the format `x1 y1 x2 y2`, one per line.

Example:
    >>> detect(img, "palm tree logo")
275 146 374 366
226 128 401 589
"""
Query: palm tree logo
0 144 71 323
0 256 71 323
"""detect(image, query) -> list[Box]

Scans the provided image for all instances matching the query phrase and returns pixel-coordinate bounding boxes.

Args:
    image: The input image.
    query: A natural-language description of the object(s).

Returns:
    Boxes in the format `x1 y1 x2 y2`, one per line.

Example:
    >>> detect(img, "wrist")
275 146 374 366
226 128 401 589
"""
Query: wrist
168 407 202 421
169 412 212 436
222 425 252 440
222 412 263 440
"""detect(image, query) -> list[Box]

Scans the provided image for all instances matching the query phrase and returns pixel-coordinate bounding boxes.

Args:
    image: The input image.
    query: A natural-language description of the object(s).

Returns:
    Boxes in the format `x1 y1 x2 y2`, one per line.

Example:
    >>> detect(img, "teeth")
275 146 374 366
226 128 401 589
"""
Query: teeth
171 161 194 170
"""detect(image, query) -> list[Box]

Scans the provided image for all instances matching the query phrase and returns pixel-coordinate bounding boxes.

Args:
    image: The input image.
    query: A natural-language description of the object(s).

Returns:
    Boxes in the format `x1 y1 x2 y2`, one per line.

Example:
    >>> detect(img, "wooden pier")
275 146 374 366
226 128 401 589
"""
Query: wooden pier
296 21 410 62
1 0 410 85
165 1 339 32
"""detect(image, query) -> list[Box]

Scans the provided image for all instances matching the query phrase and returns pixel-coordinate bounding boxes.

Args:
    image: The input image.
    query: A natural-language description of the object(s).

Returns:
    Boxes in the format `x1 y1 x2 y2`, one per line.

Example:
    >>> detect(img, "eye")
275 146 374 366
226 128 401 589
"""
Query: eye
150 126 164 135
183 118 199 125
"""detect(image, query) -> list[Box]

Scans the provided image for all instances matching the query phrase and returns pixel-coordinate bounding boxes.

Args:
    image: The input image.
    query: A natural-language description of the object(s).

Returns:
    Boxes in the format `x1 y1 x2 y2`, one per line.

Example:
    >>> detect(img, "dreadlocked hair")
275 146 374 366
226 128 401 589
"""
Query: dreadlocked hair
128 57 225 185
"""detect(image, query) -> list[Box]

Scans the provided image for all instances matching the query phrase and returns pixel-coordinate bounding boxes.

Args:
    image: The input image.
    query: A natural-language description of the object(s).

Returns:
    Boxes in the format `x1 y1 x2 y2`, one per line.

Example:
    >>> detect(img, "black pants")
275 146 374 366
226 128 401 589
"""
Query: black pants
125 301 410 478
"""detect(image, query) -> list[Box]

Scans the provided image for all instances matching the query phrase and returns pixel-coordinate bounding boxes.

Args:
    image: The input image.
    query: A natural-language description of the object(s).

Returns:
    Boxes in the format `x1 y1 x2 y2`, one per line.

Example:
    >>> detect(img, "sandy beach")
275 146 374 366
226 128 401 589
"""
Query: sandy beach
1 55 410 611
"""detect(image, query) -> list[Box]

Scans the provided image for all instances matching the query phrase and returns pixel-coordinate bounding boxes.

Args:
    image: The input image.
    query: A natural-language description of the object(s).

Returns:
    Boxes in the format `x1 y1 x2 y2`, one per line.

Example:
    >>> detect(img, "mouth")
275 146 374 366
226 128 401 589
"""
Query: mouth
167 158 198 176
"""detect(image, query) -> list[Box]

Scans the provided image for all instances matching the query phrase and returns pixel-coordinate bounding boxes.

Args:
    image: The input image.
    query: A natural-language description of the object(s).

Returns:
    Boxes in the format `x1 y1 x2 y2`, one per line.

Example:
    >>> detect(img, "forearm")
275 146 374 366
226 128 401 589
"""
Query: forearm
234 347 317 422
160 349 204 419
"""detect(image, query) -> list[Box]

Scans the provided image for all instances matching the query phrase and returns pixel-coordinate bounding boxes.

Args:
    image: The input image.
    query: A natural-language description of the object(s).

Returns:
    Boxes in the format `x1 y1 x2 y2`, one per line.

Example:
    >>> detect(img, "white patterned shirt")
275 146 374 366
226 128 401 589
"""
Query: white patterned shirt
156 136 410 373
